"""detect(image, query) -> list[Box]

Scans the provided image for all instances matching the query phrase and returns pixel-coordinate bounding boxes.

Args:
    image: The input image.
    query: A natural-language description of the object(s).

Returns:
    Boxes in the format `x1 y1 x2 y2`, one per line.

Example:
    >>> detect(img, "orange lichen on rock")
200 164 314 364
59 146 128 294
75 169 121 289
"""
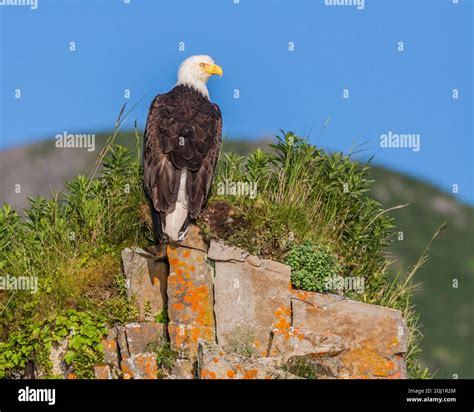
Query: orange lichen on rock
200 369 218 379
166 243 215 358
172 303 184 311
189 325 202 343
94 365 112 380
242 369 259 379
198 341 300 379
290 289 311 301
274 316 291 334
342 347 398 378
168 257 180 266
133 354 158 379
102 337 117 352
272 305 305 344
389 337 400 349
274 306 291 318
183 284 214 326
168 323 186 349
273 306 292 341
120 360 133 380
120 354 158 379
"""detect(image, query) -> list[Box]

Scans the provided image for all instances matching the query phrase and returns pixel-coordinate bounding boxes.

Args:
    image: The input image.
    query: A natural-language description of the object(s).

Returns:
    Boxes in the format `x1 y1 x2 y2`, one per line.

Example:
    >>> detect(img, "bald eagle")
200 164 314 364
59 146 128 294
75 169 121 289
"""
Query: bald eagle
143 55 223 243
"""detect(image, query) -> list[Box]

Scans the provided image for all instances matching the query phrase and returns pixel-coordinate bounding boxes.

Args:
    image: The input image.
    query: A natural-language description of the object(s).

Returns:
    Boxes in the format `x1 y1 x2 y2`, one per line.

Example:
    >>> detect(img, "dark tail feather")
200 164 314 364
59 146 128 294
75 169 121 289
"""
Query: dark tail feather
149 203 167 244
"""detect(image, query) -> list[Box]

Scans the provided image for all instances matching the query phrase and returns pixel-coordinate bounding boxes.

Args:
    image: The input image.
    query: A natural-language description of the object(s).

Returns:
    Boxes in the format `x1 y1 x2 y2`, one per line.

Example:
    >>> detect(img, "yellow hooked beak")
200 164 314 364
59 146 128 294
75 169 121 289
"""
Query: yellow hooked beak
202 63 223 77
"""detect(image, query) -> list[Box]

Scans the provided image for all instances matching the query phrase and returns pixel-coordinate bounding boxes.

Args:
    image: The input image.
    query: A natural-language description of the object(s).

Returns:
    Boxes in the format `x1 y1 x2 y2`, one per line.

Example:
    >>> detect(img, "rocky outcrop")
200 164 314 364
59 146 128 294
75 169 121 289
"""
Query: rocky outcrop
271 290 408 378
212 244 292 358
94 225 408 379
166 243 215 359
95 322 165 379
122 247 168 322
197 341 299 379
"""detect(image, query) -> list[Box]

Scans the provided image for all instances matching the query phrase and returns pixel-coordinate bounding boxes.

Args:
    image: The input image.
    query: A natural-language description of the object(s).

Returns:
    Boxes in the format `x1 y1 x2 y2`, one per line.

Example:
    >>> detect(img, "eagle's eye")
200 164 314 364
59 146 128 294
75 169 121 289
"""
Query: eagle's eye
199 62 206 67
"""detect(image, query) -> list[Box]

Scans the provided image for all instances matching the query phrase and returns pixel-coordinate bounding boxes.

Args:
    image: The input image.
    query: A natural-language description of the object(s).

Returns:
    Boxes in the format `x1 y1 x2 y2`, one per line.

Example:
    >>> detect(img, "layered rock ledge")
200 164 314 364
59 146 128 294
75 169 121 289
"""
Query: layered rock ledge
92 224 408 379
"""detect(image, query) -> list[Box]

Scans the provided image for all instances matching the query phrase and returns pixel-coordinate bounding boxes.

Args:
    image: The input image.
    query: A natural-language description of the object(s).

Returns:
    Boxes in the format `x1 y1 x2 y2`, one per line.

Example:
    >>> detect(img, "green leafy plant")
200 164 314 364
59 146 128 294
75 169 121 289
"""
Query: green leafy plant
285 241 341 292
0 310 107 379
155 307 169 324
154 340 177 378
54 310 108 379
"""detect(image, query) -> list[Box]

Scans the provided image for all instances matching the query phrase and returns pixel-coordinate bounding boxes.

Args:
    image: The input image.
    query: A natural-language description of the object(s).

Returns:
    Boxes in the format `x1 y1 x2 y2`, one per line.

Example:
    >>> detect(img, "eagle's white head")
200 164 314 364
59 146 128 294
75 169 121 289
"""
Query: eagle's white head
176 55 223 99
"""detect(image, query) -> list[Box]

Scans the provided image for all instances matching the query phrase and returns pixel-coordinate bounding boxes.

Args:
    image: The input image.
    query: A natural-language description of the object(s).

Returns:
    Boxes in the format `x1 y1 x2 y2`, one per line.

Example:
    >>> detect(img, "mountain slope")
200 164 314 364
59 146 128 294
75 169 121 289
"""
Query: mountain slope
368 166 474 378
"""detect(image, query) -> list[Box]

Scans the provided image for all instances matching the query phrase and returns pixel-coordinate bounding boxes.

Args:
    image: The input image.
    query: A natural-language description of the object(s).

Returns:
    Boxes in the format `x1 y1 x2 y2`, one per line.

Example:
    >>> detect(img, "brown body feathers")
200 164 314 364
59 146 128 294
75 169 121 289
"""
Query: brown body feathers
143 85 222 240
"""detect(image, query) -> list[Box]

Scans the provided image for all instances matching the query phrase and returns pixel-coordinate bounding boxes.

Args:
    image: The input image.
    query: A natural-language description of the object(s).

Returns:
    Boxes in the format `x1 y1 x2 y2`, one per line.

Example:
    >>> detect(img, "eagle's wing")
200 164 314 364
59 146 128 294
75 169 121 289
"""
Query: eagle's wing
143 93 181 216
187 103 222 218
143 91 222 222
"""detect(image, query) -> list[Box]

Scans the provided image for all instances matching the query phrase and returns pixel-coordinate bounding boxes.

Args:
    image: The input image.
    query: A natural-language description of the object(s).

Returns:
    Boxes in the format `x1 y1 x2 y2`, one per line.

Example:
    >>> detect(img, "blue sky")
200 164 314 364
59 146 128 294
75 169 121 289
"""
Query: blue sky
0 0 473 203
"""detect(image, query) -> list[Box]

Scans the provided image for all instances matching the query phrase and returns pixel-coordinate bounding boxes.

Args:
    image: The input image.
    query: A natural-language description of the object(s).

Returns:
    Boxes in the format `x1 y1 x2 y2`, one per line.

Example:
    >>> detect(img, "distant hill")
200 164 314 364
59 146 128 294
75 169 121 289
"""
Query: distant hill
0 133 272 212
0 133 472 377
368 166 474 378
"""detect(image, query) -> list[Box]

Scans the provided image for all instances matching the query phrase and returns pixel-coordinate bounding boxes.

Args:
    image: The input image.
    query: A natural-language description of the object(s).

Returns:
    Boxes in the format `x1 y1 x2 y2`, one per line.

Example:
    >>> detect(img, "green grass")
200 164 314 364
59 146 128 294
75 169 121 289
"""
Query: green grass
0 129 430 379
